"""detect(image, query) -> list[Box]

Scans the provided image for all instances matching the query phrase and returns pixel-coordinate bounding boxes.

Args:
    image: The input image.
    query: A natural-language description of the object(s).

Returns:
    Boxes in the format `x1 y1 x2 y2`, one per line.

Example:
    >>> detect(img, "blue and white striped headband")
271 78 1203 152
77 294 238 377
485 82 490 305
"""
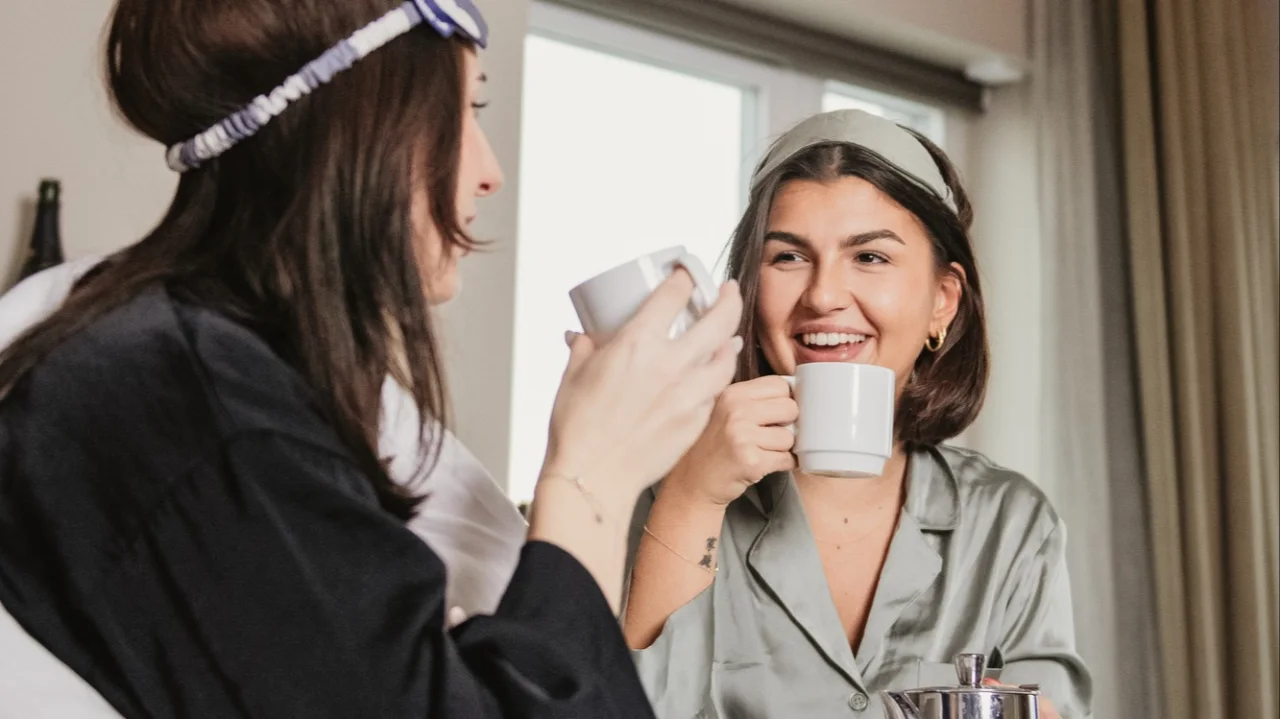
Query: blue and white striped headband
166 0 488 173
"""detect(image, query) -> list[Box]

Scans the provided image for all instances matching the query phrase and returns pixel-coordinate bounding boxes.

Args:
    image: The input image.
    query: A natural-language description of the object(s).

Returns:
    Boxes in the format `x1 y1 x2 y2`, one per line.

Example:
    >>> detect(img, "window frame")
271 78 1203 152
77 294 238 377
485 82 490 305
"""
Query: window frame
529 2 836 193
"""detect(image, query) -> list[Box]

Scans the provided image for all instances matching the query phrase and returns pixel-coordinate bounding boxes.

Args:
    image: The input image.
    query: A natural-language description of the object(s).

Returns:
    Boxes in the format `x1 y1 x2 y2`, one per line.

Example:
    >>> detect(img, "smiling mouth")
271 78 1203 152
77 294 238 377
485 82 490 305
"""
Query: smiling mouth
792 331 872 362
798 332 867 348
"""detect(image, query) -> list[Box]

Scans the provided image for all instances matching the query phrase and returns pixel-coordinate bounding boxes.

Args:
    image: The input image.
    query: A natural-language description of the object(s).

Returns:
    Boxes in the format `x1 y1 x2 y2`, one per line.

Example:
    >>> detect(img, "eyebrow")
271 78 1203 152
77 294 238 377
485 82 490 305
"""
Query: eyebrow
478 73 488 83
763 229 905 248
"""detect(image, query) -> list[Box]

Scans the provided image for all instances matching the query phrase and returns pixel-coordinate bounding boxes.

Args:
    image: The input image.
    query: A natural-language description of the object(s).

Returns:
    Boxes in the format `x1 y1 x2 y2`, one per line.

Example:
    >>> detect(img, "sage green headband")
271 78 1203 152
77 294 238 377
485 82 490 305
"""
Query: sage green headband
752 109 956 212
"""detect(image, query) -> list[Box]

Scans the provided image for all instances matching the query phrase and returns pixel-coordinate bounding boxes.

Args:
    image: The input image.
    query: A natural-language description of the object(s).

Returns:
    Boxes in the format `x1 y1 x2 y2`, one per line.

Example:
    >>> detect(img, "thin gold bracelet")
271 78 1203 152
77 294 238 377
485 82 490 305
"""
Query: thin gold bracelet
644 525 718 574
540 472 607 524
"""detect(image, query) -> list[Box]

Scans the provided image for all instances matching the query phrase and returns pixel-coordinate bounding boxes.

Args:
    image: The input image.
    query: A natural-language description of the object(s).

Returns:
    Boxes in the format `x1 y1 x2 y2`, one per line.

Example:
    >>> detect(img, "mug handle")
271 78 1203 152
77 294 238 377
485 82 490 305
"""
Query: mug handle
780 375 797 435
673 252 719 316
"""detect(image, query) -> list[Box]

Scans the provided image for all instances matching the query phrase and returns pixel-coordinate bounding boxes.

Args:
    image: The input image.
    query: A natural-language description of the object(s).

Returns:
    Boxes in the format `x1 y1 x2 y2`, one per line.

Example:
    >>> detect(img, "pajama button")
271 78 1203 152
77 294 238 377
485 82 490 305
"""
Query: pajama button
848 692 869 711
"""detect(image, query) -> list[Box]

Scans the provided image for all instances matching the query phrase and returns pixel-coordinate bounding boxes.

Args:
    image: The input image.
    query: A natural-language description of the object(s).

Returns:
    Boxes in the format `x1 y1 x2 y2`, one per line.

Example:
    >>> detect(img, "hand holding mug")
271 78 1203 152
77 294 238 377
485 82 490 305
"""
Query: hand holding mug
663 375 799 506
546 270 744 500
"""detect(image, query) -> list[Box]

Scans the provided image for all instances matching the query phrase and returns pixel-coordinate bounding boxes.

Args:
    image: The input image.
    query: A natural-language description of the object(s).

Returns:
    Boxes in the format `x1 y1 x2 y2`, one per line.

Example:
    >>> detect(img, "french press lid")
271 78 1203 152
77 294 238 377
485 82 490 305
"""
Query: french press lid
910 654 1041 719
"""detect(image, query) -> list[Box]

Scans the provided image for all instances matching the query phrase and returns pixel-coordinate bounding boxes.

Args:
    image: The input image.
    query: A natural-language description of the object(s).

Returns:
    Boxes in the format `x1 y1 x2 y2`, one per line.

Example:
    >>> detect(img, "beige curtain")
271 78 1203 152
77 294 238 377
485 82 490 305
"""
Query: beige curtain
1029 0 1168 716
1115 0 1280 716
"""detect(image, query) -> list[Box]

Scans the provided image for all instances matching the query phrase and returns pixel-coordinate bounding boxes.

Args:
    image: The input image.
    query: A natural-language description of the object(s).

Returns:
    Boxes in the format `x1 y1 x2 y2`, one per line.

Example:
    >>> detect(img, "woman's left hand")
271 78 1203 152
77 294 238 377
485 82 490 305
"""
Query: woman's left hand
983 679 1061 719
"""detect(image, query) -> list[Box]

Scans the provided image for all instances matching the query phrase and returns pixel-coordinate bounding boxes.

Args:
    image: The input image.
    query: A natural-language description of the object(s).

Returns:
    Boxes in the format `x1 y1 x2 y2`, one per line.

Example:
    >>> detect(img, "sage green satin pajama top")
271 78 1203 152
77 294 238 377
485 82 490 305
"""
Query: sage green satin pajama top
625 444 1093 718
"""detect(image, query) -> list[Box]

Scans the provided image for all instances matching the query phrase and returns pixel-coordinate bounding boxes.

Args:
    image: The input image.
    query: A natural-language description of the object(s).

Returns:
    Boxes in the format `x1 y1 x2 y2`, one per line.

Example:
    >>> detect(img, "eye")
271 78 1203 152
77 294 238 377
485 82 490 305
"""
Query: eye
769 250 807 265
470 101 489 117
855 251 888 265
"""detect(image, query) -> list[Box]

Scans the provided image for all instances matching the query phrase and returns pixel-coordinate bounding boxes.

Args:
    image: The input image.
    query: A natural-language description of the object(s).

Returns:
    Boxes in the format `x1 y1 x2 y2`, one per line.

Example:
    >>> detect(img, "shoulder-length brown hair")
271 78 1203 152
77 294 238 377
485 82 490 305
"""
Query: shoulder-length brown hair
724 133 989 447
0 0 476 519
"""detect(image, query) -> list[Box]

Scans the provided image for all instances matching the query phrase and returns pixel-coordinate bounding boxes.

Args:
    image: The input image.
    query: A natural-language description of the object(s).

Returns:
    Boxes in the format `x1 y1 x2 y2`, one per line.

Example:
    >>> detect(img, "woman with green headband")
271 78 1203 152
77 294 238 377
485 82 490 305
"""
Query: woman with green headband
623 110 1092 719
0 0 743 717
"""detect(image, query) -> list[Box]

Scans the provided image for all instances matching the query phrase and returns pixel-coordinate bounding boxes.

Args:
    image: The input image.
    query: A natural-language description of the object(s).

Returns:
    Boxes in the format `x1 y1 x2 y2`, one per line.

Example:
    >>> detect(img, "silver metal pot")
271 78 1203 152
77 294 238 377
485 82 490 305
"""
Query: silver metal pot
881 653 1041 719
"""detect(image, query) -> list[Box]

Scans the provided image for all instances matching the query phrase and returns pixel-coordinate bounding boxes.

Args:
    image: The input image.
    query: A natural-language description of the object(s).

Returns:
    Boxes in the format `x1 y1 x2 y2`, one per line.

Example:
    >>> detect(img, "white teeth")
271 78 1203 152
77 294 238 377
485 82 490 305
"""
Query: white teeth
800 332 868 347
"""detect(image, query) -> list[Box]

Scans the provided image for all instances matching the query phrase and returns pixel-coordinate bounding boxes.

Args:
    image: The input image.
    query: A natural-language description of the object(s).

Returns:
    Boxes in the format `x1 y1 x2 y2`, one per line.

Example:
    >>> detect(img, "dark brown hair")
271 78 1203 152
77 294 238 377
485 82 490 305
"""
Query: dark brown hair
0 0 478 518
725 132 990 446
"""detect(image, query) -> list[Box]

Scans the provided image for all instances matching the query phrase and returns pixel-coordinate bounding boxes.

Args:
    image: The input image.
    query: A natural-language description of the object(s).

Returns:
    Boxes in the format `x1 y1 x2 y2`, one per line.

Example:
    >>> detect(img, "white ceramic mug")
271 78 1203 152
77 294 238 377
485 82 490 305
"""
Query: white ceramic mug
782 362 896 478
569 246 718 343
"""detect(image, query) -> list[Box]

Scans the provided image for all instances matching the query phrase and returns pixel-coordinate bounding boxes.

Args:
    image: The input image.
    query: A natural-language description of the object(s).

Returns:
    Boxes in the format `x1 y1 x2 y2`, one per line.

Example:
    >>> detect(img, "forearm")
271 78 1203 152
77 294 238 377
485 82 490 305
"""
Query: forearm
622 478 726 649
526 473 634 613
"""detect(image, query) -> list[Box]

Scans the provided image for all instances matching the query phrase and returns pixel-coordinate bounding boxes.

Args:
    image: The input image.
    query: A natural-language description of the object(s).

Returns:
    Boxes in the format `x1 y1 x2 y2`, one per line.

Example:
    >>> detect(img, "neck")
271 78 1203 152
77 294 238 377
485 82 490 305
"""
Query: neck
793 443 910 514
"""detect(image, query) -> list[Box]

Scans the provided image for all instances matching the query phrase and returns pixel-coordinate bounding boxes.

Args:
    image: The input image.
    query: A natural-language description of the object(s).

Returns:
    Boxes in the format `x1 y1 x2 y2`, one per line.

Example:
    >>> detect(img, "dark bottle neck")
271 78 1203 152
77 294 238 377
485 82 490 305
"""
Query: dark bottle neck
19 180 65 279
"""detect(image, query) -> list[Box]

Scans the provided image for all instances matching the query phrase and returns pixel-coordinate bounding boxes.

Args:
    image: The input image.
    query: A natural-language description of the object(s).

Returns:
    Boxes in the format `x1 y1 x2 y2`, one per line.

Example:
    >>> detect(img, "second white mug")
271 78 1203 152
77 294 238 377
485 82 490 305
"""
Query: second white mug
782 362 895 478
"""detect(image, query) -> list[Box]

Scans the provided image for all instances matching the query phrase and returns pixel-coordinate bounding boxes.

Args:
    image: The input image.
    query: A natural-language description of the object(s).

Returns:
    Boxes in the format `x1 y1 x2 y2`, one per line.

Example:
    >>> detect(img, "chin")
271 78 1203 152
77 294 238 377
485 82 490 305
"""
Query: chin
425 283 459 306
420 263 461 305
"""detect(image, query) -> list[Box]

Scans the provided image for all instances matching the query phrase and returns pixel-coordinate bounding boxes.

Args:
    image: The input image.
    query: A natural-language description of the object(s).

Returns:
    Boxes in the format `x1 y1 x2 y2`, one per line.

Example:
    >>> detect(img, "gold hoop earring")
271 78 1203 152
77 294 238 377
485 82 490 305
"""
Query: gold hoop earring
926 326 948 352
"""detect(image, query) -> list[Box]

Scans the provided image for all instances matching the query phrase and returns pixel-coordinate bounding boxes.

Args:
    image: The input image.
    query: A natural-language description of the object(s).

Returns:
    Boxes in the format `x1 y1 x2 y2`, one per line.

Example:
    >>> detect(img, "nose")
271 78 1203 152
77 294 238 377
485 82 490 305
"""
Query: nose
476 128 505 198
800 259 853 315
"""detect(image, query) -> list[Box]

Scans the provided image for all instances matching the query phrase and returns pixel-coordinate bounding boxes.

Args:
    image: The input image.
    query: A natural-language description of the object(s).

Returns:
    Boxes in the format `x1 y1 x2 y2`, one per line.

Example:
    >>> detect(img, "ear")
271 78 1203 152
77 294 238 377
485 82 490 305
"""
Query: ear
931 262 965 334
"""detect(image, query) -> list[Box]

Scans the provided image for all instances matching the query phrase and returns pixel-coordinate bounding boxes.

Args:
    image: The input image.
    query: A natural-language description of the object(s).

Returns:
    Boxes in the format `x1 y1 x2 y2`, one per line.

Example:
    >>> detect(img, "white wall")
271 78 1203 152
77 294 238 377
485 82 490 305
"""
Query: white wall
842 0 1027 62
0 0 175 285
957 86 1044 478
438 0 530 488
721 0 1028 74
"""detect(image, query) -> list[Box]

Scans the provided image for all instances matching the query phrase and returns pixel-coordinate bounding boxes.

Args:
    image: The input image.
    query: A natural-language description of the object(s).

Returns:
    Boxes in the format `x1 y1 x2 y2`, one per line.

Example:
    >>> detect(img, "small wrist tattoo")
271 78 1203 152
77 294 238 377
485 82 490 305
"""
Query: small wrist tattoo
644 526 719 575
699 537 718 569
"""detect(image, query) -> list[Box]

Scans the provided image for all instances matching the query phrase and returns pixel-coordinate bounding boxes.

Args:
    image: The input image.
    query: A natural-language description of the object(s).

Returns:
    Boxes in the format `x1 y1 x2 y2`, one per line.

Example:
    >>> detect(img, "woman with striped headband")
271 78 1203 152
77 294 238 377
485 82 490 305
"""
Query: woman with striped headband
0 1 743 717
623 110 1092 718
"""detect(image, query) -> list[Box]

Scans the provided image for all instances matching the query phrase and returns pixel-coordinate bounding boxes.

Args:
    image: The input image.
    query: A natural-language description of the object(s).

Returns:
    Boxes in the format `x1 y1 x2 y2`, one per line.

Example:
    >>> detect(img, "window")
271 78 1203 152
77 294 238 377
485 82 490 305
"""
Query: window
508 2 947 501
823 81 947 146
